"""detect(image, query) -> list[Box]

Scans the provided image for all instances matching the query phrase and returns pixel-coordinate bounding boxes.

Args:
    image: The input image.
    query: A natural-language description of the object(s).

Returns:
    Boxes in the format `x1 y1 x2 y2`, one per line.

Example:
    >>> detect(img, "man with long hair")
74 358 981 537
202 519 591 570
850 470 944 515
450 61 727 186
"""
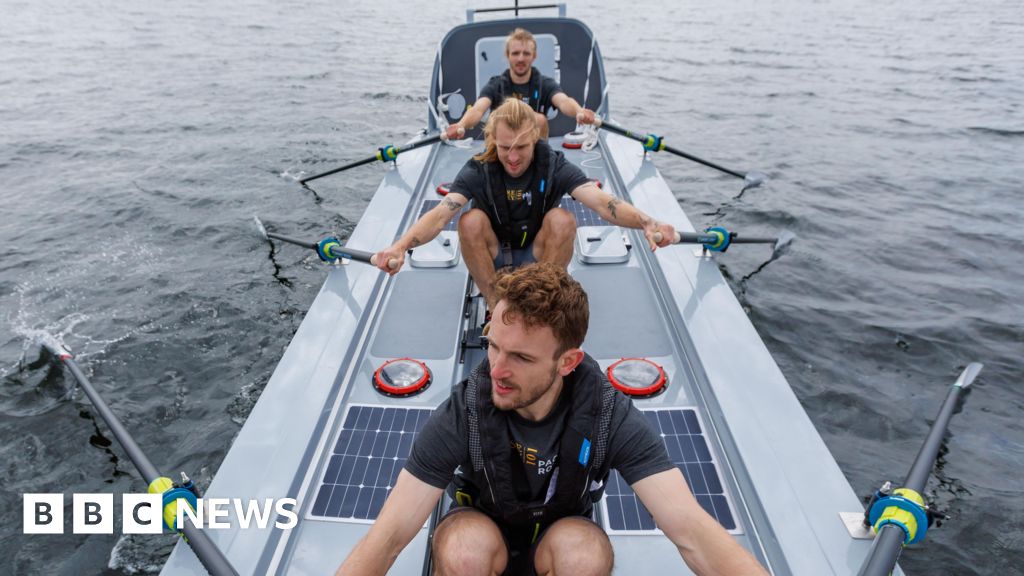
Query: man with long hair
373 98 675 311
445 27 596 140
335 263 768 576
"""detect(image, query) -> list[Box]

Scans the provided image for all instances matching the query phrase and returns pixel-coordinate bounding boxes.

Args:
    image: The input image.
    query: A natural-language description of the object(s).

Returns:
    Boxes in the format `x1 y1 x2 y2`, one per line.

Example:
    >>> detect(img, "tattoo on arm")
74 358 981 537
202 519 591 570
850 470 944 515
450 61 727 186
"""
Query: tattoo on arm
606 198 622 221
409 236 422 248
442 197 462 212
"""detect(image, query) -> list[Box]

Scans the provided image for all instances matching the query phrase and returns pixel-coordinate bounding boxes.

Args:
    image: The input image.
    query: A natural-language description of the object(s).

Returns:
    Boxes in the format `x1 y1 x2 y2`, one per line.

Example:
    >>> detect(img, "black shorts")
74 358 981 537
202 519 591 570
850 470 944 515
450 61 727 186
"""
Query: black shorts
434 506 594 576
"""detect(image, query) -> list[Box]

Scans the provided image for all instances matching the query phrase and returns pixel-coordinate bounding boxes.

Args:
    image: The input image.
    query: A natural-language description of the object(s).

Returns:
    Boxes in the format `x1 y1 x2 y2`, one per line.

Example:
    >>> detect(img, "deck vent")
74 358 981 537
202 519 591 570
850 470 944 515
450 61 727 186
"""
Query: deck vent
373 358 432 397
606 358 667 397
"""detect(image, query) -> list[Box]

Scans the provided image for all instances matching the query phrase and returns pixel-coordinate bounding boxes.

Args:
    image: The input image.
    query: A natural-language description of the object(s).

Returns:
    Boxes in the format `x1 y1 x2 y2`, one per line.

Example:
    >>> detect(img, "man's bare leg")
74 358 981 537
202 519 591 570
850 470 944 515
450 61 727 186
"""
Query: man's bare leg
533 516 613 576
458 208 501 310
532 208 576 268
433 509 508 576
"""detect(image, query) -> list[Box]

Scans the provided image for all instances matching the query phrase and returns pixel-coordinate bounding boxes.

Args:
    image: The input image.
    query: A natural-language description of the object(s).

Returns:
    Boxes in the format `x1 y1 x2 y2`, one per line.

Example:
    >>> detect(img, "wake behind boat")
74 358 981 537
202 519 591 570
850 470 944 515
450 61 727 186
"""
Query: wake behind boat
162 8 908 575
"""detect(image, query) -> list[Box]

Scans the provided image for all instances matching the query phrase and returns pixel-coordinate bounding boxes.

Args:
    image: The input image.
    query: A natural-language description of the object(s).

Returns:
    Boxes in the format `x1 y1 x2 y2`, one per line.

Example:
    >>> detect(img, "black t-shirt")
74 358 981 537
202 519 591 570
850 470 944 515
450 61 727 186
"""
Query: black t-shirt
449 148 590 230
404 366 674 505
480 72 563 112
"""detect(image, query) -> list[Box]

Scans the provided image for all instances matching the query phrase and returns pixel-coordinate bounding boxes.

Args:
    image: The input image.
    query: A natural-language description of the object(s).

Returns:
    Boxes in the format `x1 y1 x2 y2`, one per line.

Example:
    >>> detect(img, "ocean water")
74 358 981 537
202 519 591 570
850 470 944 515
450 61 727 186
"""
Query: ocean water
1 0 1021 574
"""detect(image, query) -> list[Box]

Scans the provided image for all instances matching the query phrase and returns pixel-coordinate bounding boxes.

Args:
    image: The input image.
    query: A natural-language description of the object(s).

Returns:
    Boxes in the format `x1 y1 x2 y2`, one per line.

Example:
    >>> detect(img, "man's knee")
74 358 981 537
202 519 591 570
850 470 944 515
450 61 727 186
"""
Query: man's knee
432 510 507 576
534 517 613 576
541 208 576 241
458 208 494 240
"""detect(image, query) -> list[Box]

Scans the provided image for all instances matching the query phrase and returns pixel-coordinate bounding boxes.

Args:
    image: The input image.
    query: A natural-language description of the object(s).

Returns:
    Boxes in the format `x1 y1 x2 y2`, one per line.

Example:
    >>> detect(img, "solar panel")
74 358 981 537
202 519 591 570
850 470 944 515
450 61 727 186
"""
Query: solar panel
560 196 610 227
602 408 739 534
310 405 433 522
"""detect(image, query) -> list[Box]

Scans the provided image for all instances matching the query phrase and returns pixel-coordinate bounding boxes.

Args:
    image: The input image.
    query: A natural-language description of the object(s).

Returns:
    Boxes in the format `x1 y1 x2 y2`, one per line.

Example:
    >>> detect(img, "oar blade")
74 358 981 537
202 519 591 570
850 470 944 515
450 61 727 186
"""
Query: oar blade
954 362 983 389
743 170 767 190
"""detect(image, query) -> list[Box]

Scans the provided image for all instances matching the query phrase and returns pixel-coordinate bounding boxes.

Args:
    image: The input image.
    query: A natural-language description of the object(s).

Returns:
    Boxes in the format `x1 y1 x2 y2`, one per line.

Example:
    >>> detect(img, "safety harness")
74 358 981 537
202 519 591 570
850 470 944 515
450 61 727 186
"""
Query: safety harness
496 66 546 113
457 355 616 537
481 139 558 260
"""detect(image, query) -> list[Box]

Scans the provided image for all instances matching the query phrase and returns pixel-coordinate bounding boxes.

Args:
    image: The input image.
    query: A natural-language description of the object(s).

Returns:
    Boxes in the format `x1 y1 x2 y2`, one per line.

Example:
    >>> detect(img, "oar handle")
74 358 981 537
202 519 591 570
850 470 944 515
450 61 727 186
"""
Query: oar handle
655 228 778 251
328 245 398 270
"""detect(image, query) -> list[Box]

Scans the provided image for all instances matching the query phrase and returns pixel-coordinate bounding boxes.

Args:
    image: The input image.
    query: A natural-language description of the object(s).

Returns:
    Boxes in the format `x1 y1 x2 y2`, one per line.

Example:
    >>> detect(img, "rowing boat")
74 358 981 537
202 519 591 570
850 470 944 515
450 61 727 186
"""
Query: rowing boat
163 9 892 575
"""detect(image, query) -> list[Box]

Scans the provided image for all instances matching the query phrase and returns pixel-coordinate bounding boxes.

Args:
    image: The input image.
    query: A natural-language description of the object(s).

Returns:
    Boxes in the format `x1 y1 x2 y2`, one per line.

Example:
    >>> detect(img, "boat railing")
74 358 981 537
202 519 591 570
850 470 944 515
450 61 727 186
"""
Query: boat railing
466 2 567 23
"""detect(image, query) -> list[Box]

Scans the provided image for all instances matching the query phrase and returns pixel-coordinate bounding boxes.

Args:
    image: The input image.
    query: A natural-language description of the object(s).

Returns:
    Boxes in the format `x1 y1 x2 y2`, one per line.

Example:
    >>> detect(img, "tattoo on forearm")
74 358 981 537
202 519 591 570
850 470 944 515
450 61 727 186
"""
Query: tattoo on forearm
410 236 422 248
606 198 622 221
442 197 462 212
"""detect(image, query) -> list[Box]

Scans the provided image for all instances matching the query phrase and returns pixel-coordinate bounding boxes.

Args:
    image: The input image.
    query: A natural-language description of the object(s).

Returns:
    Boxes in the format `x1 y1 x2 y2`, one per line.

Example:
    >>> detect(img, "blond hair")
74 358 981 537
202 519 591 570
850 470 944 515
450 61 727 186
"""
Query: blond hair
473 98 539 163
504 28 537 56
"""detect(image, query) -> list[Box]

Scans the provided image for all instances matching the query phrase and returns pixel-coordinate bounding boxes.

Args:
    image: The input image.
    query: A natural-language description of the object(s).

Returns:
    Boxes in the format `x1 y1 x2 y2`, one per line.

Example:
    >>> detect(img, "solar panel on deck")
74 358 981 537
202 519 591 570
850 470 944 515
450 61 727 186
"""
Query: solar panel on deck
602 408 738 533
310 405 432 522
560 197 610 227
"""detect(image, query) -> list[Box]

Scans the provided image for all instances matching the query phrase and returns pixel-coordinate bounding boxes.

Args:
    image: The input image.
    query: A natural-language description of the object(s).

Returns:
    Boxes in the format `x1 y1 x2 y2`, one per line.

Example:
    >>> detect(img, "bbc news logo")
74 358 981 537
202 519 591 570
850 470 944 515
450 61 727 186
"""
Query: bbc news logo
24 494 298 534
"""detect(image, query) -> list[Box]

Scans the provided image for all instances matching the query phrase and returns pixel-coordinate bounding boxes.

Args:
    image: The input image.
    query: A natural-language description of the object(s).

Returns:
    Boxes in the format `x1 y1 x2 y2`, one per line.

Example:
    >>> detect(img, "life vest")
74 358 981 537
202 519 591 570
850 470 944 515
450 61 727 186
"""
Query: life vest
480 139 558 249
496 67 546 113
455 354 617 531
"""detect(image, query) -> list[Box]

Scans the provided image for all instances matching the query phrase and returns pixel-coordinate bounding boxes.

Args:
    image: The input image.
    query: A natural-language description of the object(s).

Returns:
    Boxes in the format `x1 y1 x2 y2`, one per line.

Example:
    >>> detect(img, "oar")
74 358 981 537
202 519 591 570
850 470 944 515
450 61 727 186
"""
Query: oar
858 363 984 576
39 341 240 576
656 226 778 252
590 117 766 191
265 231 398 270
299 133 443 185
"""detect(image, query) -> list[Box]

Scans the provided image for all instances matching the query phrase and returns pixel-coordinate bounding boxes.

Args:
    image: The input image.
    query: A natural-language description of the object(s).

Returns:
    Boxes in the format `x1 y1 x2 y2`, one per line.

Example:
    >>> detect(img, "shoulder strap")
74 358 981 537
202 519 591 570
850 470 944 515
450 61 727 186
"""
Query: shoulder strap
465 365 485 472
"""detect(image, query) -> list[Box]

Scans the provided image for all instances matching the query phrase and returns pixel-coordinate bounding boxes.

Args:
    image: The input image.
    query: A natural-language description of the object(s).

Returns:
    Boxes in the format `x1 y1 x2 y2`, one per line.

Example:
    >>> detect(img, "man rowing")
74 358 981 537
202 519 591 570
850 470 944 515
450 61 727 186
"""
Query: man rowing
445 27 597 141
373 98 676 311
335 263 769 576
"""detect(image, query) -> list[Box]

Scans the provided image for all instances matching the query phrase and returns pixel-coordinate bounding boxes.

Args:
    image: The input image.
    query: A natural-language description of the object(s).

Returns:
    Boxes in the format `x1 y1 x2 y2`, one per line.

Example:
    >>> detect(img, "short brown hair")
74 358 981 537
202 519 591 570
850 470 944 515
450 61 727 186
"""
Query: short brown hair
474 98 539 163
493 263 589 356
504 28 537 56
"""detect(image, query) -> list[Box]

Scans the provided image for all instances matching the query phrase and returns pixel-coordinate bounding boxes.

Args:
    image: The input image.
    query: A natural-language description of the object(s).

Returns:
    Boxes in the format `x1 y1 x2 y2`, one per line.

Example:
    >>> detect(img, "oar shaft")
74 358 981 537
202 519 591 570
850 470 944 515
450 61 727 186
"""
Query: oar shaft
57 353 240 576
327 245 373 264
858 363 982 576
663 144 745 179
300 155 378 184
904 384 965 492
63 356 161 482
266 232 317 250
674 232 777 245
299 134 442 184
596 119 753 182
859 525 907 576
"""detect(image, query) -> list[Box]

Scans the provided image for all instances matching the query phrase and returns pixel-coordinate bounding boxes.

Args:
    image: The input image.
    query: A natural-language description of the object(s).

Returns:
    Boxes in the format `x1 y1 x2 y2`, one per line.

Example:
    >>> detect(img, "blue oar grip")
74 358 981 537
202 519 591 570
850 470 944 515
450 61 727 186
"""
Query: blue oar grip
642 134 664 152
376 144 399 162
703 227 731 252
868 488 929 545
317 237 342 262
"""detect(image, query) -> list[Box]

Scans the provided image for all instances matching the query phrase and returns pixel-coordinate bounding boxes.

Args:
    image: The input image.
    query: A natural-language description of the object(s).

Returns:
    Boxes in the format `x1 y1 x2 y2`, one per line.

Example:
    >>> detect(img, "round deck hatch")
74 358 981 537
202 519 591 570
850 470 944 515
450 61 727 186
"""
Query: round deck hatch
374 358 432 397
607 358 667 397
562 131 587 149
436 182 452 196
